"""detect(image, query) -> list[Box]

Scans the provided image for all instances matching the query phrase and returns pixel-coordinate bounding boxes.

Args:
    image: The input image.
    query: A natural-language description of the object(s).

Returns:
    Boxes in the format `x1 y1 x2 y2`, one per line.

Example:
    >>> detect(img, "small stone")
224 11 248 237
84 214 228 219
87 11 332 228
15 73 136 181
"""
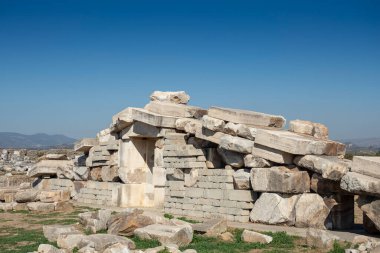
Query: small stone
241 230 273 244
306 228 340 249
218 232 235 242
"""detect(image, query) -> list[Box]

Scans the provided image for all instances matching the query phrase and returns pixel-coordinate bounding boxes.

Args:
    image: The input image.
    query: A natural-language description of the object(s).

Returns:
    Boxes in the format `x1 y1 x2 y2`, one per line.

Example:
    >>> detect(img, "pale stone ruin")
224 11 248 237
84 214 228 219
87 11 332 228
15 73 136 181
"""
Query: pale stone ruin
1 90 380 252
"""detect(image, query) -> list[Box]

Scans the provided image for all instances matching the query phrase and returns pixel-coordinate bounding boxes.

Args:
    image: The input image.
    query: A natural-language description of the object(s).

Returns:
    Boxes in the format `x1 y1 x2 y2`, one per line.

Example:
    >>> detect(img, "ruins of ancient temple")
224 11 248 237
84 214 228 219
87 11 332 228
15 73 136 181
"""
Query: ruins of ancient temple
2 91 380 234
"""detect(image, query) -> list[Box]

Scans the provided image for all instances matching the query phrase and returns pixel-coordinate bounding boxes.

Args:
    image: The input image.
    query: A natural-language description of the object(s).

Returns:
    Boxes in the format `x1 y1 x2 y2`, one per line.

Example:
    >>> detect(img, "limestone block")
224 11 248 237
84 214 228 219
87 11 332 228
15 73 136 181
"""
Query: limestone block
219 135 254 154
89 167 102 181
37 244 66 253
294 155 351 181
131 108 178 128
78 234 135 252
74 138 98 153
294 193 330 229
289 120 329 140
233 169 251 190
134 222 193 247
28 160 74 177
351 156 380 179
111 107 134 132
252 144 294 164
357 196 380 231
208 106 286 128
250 193 300 225
167 168 185 181
145 101 206 118
150 91 190 104
175 118 202 134
121 121 160 139
223 122 256 140
244 154 272 168
79 209 112 233
184 168 199 187
14 189 40 203
306 228 340 250
43 225 79 243
340 172 380 197
225 189 256 202
101 166 120 182
310 174 344 194
73 166 89 180
118 183 155 207
217 148 244 168
27 202 55 212
241 230 273 244
202 115 226 132
39 190 70 203
57 233 86 250
195 127 227 144
154 187 166 208
255 129 346 156
250 167 310 193
153 167 166 186
192 219 227 236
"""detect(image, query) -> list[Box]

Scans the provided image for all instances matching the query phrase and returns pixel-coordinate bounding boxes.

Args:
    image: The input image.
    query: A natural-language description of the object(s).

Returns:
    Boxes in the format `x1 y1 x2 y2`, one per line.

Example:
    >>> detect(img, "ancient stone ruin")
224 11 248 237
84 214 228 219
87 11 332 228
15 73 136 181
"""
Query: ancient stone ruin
1 91 380 237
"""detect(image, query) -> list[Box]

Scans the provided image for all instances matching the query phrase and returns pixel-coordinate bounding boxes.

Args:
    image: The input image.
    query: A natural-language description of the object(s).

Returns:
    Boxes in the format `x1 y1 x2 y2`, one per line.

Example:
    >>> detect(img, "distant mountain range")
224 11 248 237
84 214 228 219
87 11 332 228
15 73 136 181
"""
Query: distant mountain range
0 132 76 149
340 137 380 152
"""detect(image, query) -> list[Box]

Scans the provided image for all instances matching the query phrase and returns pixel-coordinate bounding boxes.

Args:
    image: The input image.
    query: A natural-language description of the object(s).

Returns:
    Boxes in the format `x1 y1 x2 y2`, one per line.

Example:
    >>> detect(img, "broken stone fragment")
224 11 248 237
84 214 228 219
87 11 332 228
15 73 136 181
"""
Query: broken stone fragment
219 135 255 154
74 138 98 153
208 106 286 128
150 91 190 104
222 122 256 140
306 228 340 250
175 118 202 134
289 119 329 140
340 172 380 197
77 234 136 252
357 196 380 232
43 224 81 242
250 167 310 193
202 115 226 132
191 218 227 236
294 155 351 181
233 169 251 190
244 154 272 168
252 144 294 164
145 101 206 118
295 193 330 229
241 230 273 244
217 147 244 168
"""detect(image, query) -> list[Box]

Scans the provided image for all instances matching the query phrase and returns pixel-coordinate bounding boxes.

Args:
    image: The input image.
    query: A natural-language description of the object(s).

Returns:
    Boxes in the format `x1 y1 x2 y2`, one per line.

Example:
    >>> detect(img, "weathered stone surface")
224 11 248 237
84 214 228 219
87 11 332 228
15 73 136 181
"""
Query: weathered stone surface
255 129 346 156
39 190 70 203
55 201 75 212
107 209 157 236
145 101 206 118
134 222 193 247
295 193 330 229
250 193 300 225
43 225 80 242
217 148 244 168
310 173 343 194
192 219 227 236
208 106 286 128
150 91 190 104
195 127 227 145
121 121 160 139
14 189 40 203
222 122 256 140
252 144 294 164
294 155 351 181
202 115 225 132
57 232 86 250
27 202 56 212
306 228 340 249
233 169 251 190
175 118 202 134
289 120 329 140
111 107 134 132
28 160 74 177
352 156 380 179
75 138 99 153
79 209 112 233
250 167 310 193
78 234 136 251
38 244 66 253
241 230 273 244
101 166 120 182
184 168 199 187
244 154 271 168
218 232 234 242
219 135 254 154
340 172 380 197
73 166 89 180
357 196 380 231
103 242 131 253
89 167 103 181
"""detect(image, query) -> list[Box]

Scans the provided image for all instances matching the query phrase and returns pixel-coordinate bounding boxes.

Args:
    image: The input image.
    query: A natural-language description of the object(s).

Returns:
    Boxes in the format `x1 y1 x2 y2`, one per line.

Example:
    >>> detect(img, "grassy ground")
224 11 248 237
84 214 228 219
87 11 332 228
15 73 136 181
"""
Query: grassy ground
0 208 350 253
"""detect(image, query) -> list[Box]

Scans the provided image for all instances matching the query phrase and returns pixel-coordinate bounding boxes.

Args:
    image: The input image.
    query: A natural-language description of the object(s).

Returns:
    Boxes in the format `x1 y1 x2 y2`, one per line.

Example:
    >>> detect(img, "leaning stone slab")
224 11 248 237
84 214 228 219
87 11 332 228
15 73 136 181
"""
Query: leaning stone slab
145 101 206 118
131 108 178 128
121 121 160 139
111 107 134 132
244 154 272 168
340 172 380 197
150 91 190 104
289 120 329 140
195 127 227 144
250 193 300 225
74 138 98 153
208 106 286 128
295 193 330 229
252 144 294 164
357 196 380 231
222 122 256 140
352 156 380 179
250 167 310 193
219 135 255 154
255 129 346 156
134 223 193 247
294 155 351 181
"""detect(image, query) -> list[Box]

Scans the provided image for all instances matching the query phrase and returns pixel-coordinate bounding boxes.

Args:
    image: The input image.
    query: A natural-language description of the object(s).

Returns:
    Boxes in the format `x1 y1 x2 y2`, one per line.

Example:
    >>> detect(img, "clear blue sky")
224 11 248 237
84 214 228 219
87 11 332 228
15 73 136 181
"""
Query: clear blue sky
0 0 379 140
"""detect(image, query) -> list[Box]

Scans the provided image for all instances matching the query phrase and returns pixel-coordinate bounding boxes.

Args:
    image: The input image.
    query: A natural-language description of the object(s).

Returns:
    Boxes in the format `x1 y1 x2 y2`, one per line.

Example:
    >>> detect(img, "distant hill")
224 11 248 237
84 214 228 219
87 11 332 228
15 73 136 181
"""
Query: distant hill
0 132 76 149
340 137 380 154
